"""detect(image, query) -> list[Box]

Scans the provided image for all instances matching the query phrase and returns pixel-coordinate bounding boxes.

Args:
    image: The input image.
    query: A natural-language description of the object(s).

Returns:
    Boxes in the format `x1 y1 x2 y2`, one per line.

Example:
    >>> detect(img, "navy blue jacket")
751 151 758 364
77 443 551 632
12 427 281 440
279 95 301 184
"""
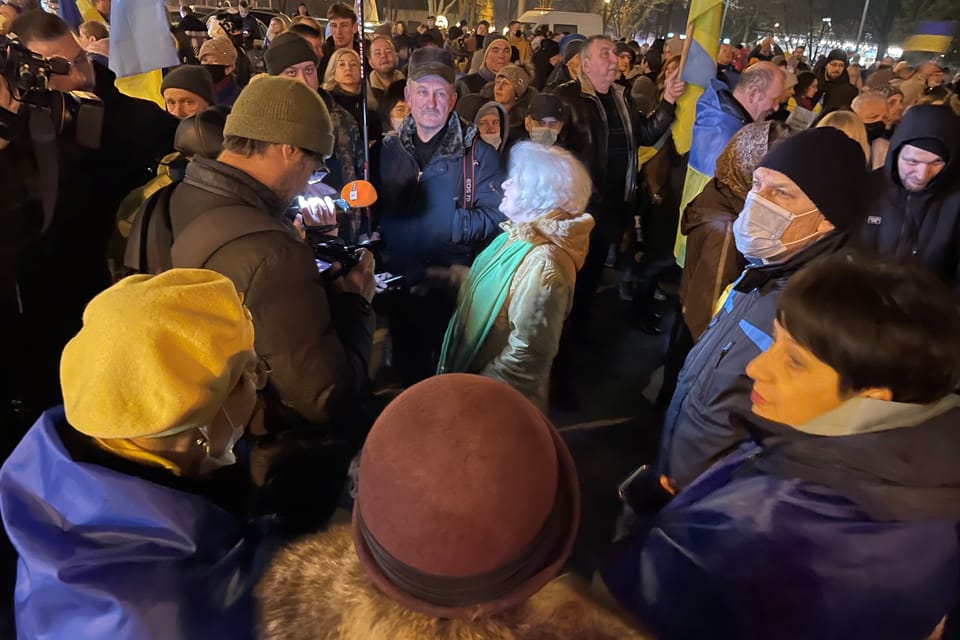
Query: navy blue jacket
657 232 847 489
605 399 960 640
375 112 505 281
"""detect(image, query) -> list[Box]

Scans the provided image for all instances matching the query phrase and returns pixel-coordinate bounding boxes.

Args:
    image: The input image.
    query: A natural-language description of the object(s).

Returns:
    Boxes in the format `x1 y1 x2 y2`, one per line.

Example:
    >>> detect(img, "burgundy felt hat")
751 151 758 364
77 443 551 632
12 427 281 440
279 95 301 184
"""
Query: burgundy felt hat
352 374 580 620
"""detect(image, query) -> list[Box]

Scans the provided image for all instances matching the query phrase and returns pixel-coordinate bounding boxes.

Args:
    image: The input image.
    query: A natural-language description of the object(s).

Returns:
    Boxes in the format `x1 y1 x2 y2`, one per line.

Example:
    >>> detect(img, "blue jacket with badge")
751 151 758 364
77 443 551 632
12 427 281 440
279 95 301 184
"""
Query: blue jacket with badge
0 408 273 640
374 112 506 281
657 231 846 489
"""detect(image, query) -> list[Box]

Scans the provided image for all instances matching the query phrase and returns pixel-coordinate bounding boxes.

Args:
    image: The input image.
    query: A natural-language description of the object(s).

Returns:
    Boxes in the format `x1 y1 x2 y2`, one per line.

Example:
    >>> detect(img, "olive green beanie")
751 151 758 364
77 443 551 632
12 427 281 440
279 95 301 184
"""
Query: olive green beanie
224 76 334 156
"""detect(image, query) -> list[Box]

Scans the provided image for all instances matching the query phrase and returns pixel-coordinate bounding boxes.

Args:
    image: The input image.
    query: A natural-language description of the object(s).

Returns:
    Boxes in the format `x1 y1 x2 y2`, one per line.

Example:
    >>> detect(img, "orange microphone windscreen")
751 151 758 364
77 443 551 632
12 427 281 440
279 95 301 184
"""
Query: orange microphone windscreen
341 180 378 207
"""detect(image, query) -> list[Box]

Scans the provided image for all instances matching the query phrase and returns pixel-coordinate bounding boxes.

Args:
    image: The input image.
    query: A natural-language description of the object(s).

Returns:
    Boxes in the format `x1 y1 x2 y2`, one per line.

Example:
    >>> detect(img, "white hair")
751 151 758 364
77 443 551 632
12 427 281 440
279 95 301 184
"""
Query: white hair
506 142 592 216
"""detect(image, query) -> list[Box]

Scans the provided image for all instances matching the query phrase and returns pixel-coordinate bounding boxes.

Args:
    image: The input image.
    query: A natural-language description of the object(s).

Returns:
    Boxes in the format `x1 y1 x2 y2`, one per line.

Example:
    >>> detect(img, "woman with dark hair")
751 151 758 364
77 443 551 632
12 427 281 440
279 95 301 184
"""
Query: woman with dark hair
791 70 820 111
605 253 960 640
375 78 408 134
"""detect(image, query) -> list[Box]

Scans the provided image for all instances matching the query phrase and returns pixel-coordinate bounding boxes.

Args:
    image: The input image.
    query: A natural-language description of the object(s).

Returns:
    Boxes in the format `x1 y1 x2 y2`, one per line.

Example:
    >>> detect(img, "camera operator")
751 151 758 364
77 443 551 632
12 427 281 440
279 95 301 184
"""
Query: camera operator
4 11 177 420
130 76 376 441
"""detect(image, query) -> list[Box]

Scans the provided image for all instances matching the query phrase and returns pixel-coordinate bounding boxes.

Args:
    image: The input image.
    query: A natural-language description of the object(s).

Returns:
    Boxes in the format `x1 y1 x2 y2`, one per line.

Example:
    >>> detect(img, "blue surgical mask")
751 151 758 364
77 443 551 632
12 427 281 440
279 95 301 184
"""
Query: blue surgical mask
733 191 819 261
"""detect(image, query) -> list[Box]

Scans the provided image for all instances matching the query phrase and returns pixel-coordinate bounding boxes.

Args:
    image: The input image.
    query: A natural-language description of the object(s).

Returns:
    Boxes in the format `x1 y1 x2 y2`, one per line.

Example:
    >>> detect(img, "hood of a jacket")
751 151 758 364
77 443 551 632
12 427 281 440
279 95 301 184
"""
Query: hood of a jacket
397 110 479 160
755 398 960 521
184 156 290 219
474 100 509 152
256 525 651 640
507 209 595 271
883 103 960 194
681 179 743 235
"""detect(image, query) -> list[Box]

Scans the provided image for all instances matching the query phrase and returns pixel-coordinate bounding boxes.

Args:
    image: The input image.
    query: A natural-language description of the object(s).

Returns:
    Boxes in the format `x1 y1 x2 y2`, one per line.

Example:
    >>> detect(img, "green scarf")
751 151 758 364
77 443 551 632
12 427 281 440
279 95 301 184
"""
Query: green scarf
437 232 534 374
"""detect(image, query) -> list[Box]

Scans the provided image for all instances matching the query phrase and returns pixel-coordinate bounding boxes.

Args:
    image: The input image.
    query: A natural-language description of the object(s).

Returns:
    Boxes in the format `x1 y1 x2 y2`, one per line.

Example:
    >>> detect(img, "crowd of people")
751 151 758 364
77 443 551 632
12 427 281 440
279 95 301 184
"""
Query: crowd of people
1 1 960 637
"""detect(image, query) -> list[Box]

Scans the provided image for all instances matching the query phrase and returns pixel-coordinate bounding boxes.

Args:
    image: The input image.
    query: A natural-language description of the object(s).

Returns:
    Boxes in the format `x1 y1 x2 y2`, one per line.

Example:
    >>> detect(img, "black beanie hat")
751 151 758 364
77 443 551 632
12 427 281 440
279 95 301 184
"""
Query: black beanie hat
826 48 848 66
538 38 559 59
160 65 215 106
759 127 866 230
265 32 318 75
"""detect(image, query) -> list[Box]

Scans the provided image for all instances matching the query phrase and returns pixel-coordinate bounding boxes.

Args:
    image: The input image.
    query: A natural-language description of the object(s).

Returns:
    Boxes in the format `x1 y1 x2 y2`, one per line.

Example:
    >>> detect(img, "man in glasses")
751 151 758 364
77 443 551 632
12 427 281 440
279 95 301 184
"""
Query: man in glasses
130 76 376 441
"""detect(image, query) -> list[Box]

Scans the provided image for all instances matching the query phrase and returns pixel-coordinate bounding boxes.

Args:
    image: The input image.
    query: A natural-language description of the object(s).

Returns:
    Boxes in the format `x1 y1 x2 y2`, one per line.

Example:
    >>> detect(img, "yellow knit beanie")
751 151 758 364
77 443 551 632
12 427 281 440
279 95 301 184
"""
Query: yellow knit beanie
61 269 257 440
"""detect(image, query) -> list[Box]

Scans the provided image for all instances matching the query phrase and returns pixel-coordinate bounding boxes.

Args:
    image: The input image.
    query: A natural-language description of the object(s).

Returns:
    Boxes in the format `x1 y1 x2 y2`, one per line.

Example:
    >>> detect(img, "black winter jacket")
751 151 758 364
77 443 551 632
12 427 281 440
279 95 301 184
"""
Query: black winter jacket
374 112 505 280
855 104 960 286
140 157 374 431
551 75 675 236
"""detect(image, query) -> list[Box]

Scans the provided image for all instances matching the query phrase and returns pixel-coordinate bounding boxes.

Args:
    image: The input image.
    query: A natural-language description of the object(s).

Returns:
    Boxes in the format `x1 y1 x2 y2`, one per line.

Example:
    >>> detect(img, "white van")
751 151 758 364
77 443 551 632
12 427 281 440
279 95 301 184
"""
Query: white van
517 8 603 36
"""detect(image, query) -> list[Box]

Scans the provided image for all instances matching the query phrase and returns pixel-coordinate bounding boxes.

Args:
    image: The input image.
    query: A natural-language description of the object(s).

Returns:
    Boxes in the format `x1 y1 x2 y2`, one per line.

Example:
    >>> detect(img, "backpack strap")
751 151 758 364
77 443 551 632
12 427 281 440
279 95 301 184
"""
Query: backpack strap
171 205 290 268
123 185 175 275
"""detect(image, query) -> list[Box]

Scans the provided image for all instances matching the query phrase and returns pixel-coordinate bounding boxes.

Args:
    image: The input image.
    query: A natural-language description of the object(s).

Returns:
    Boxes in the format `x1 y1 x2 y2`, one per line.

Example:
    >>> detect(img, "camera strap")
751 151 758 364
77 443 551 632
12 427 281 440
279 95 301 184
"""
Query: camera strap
27 109 59 235
462 143 476 209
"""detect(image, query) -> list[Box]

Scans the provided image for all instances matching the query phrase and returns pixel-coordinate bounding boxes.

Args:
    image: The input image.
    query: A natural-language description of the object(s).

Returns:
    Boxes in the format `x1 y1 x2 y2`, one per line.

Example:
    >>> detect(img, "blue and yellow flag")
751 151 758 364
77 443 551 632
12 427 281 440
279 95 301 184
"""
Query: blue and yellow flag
903 21 956 54
61 0 177 106
671 0 722 156
672 0 722 266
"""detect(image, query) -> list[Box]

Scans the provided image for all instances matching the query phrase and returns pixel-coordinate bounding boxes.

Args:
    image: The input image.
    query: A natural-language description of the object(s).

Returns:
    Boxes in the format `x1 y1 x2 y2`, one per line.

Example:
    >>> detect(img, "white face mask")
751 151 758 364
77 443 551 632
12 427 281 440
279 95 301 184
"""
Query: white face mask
198 406 244 473
529 126 558 145
733 191 819 261
481 132 501 149
390 116 405 131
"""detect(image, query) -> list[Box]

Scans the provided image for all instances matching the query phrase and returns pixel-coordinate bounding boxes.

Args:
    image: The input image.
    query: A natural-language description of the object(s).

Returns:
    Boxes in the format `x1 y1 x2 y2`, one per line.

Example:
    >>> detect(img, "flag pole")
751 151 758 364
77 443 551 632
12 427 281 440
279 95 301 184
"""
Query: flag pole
355 0 370 180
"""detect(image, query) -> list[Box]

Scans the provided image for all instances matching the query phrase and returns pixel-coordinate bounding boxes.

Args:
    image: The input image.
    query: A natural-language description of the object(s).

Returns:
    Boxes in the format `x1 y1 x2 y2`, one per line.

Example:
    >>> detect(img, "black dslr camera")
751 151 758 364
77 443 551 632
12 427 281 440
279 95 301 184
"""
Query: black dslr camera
0 33 103 147
311 237 367 276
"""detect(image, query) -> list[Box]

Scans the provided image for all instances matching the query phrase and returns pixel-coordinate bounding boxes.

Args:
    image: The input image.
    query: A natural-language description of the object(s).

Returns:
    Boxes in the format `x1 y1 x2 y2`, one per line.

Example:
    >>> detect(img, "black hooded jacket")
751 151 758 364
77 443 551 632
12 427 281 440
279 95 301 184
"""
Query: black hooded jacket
854 104 960 286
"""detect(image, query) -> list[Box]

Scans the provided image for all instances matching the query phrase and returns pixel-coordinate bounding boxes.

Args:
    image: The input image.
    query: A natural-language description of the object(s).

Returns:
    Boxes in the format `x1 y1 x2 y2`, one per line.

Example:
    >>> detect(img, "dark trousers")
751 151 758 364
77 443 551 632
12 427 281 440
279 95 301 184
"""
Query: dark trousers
382 289 455 386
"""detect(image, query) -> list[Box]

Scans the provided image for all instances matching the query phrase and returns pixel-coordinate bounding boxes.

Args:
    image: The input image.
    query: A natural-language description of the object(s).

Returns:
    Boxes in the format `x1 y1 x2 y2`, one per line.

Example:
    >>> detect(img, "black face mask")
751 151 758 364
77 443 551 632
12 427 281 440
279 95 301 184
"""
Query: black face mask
203 64 228 83
514 29 522 38
864 121 886 142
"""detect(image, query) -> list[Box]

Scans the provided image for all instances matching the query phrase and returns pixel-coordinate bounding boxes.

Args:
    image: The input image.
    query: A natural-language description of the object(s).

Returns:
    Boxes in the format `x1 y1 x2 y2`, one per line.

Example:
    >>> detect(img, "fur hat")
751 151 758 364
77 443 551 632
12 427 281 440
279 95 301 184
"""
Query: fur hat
198 35 238 67
352 374 580 620
225 76 334 156
61 269 256 439
407 46 455 84
160 65 215 106
265 31 318 75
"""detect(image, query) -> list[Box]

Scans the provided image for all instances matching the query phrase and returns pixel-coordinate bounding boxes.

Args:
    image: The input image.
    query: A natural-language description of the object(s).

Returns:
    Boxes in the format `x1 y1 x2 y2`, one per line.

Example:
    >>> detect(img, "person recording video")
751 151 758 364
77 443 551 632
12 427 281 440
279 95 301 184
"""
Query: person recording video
127 76 376 444
1 11 176 438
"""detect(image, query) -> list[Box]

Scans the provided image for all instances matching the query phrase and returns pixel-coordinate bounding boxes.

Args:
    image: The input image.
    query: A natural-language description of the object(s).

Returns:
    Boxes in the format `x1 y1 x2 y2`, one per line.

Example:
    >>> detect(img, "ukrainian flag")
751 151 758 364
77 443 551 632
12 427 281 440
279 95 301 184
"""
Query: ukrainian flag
903 21 955 54
61 0 178 107
672 0 722 266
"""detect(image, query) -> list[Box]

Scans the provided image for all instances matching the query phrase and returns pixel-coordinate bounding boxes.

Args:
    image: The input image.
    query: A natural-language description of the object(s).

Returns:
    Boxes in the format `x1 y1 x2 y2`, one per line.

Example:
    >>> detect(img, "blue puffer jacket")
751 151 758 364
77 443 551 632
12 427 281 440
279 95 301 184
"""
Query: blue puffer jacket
657 232 846 489
375 112 506 281
0 408 273 640
605 397 960 640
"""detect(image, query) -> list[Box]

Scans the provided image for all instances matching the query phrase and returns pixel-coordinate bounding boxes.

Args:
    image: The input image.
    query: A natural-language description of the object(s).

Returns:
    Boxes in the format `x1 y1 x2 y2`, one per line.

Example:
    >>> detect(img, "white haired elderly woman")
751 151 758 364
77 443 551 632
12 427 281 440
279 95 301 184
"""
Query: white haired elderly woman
437 142 594 409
